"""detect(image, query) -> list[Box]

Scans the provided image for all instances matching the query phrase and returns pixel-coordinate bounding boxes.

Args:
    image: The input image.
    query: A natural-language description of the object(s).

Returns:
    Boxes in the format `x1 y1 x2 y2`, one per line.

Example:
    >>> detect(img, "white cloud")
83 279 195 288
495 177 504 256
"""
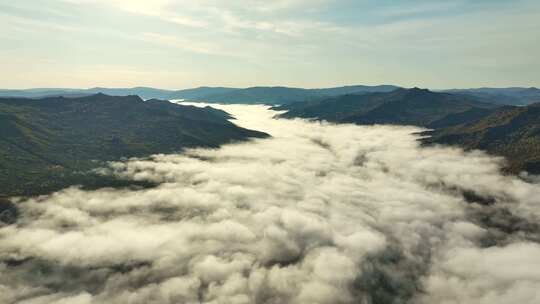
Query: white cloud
418 242 540 304
63 0 207 28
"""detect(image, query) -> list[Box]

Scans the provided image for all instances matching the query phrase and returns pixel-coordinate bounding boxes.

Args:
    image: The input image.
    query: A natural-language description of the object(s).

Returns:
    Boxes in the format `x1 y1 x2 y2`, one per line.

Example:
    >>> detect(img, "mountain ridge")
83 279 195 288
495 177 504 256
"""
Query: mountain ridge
421 102 540 174
276 87 498 127
275 88 539 174
0 94 267 197
3 85 539 106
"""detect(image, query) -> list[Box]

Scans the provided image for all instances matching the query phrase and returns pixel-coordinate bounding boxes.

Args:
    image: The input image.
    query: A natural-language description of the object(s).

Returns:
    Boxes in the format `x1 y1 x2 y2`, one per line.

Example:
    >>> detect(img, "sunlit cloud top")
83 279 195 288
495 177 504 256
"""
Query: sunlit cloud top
1 0 539 89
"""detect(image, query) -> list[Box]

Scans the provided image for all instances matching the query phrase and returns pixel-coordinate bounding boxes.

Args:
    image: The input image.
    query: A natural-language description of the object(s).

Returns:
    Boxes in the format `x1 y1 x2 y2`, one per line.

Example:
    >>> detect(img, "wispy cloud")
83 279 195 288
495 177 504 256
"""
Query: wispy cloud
63 0 208 28
0 0 539 88
139 32 225 56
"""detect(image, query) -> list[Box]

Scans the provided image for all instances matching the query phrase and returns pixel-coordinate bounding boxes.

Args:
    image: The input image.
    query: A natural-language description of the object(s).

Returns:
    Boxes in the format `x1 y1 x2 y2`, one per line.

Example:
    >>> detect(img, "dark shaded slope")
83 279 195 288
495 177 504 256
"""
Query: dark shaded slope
277 88 497 127
427 107 494 129
422 103 540 174
0 94 267 196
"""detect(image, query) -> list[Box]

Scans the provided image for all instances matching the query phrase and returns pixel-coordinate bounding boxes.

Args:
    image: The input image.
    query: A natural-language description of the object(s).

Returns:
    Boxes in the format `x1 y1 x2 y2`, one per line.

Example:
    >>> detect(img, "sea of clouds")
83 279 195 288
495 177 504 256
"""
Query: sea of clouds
1 103 540 304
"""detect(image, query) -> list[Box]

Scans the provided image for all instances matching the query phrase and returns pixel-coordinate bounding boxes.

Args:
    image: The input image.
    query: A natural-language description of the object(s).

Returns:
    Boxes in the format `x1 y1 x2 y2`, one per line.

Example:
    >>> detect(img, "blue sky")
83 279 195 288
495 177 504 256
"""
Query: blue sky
1 0 539 89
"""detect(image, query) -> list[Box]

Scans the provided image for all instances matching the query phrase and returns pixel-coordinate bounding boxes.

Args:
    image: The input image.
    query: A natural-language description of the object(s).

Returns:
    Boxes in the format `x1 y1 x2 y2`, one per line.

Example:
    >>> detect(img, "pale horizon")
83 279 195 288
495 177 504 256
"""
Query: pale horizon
3 83 540 92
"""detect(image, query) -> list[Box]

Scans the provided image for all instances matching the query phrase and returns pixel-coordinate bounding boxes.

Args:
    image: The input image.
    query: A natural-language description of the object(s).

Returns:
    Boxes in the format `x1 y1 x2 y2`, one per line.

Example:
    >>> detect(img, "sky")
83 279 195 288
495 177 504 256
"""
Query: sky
0 0 539 89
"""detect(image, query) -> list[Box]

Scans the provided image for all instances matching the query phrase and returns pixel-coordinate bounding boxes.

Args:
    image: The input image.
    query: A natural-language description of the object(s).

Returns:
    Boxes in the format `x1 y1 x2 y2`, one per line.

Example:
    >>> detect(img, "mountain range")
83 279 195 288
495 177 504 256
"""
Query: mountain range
4 85 538 106
0 94 267 196
275 88 540 174
2 85 539 191
422 102 540 174
189 85 401 104
0 85 400 104
275 88 498 128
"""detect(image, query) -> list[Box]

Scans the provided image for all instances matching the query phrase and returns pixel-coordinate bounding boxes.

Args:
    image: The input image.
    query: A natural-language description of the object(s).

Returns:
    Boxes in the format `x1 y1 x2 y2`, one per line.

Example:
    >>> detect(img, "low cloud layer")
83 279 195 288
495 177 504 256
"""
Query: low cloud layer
1 104 540 304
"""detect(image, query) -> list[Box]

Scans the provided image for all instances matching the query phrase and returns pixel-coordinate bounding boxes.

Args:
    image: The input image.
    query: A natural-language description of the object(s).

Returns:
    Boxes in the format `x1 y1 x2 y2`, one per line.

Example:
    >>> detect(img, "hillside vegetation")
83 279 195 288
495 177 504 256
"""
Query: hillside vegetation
0 94 267 196
276 88 540 174
276 88 497 127
422 103 540 174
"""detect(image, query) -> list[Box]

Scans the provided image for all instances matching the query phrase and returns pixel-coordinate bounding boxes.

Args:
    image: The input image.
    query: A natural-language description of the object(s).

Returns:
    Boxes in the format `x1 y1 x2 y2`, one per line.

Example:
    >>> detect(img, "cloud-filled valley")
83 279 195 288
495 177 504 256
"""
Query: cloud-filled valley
1 103 540 304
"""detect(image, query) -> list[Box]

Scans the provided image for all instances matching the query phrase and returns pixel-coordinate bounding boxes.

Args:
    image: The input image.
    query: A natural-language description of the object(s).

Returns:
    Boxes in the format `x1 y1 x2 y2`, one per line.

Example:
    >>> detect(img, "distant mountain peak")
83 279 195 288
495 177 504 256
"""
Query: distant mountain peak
409 87 430 93
393 87 433 97
277 87 496 127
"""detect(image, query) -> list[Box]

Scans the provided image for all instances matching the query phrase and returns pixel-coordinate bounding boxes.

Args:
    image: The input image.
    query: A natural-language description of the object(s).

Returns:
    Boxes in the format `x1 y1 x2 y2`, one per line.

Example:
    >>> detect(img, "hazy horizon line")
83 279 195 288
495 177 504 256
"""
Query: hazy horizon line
2 83 539 92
